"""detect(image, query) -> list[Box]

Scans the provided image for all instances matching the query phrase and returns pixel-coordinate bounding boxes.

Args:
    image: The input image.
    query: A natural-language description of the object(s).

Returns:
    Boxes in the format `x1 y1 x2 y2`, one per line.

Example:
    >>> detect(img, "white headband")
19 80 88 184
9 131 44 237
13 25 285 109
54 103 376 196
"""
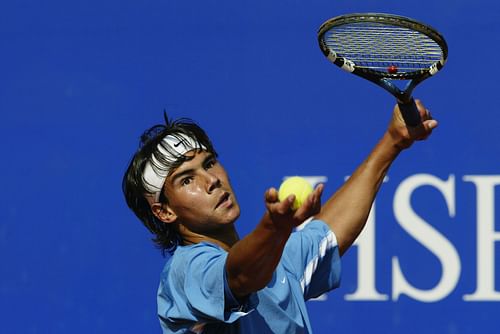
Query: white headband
142 133 206 201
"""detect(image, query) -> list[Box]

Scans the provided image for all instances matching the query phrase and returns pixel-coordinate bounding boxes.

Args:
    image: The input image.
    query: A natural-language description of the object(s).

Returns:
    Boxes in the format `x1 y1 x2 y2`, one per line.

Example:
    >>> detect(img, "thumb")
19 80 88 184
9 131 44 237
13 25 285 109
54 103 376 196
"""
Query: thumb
414 119 438 141
423 119 438 131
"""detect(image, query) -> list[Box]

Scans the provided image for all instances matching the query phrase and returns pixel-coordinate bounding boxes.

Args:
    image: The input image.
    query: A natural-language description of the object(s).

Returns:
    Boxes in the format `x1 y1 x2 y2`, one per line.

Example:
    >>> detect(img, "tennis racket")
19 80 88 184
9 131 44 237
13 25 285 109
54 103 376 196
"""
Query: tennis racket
318 13 448 126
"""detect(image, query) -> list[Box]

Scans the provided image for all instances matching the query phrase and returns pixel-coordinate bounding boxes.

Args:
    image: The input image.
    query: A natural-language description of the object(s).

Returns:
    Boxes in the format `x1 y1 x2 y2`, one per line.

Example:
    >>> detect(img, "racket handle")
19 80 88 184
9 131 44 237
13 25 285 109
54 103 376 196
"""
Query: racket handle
397 98 421 127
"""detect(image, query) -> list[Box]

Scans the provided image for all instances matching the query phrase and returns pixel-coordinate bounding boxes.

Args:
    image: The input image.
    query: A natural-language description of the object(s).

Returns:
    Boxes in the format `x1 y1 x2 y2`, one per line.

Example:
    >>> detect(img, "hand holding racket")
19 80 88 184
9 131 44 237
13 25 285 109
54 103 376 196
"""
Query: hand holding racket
318 13 448 126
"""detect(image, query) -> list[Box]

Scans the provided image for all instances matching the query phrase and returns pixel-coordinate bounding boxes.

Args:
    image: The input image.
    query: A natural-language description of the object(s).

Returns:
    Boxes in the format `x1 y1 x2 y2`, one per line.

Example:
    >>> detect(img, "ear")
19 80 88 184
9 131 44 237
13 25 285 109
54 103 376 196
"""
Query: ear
151 203 177 224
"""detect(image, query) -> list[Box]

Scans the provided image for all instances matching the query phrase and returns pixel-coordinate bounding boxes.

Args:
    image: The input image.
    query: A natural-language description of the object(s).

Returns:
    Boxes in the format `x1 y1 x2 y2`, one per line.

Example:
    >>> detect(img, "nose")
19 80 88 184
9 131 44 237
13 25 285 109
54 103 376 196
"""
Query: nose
205 171 221 193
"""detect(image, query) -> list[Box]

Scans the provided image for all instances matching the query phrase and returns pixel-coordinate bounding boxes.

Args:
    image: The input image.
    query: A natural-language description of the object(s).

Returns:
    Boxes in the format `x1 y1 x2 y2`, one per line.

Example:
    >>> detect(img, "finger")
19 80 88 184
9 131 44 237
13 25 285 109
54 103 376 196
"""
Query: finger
307 184 324 209
294 186 322 219
414 99 433 122
415 99 426 115
265 194 294 216
315 183 324 198
277 194 295 214
422 119 438 135
415 119 438 141
265 187 279 203
312 184 324 210
426 109 432 120
424 119 438 130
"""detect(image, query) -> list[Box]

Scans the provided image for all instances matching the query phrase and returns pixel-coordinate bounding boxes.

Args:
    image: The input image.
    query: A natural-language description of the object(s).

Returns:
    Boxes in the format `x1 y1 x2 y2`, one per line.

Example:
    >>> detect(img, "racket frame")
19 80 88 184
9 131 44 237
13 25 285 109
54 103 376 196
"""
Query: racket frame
318 13 448 126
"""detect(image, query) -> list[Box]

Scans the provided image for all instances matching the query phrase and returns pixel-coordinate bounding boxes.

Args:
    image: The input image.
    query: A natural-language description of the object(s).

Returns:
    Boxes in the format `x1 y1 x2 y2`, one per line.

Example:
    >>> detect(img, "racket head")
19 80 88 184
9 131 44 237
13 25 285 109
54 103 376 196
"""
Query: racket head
318 13 448 82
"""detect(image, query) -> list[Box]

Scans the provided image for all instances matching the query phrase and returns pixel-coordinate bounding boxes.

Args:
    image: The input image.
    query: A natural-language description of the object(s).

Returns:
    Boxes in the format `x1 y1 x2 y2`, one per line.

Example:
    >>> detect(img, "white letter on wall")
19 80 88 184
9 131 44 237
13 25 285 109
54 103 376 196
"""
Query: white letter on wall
392 174 461 302
463 175 500 301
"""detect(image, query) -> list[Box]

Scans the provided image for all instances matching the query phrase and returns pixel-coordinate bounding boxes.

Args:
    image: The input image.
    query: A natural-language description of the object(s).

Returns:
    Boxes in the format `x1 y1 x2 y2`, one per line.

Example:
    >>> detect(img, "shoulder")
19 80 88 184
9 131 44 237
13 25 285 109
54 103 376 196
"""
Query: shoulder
291 219 336 243
281 219 339 274
161 242 227 281
171 242 225 260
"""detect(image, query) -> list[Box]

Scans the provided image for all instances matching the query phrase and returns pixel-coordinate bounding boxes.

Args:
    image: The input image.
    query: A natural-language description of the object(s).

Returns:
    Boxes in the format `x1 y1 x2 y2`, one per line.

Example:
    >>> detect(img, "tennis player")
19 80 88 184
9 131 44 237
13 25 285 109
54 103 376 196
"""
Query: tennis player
122 101 437 333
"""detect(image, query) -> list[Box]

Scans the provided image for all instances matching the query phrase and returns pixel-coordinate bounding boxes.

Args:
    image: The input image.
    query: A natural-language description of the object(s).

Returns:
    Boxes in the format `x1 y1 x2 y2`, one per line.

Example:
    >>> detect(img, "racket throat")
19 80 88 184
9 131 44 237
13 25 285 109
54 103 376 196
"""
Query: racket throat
378 79 421 126
377 79 416 102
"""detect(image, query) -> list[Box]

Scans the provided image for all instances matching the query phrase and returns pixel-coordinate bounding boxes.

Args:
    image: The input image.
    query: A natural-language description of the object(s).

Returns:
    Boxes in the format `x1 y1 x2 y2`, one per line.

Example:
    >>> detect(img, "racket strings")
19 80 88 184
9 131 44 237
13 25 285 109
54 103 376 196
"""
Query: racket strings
324 23 443 72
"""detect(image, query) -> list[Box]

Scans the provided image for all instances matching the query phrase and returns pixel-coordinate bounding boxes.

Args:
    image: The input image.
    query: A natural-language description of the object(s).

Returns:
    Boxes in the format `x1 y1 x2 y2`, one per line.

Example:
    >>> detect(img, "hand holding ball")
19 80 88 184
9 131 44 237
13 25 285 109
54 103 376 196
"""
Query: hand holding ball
278 176 313 210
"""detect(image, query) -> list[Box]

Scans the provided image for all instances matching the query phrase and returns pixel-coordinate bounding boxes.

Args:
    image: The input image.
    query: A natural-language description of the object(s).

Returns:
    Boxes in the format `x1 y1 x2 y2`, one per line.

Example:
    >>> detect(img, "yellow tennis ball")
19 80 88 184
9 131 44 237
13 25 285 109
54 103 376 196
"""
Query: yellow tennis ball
278 176 313 210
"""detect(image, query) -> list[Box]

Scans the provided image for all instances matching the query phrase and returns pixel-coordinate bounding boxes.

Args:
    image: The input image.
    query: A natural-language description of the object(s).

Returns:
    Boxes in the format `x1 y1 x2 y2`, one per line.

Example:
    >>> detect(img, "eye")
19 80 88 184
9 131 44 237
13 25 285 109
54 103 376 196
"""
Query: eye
204 157 216 170
181 176 193 186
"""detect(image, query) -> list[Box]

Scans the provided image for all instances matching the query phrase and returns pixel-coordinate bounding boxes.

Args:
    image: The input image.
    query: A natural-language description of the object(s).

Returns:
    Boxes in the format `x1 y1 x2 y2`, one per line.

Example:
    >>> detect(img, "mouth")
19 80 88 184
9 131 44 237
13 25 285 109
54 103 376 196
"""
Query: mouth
215 192 231 209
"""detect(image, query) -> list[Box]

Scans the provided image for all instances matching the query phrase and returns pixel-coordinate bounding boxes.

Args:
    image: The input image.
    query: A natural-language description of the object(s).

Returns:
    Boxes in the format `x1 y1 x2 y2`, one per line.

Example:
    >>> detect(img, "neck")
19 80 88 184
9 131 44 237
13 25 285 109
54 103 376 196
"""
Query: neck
177 224 240 251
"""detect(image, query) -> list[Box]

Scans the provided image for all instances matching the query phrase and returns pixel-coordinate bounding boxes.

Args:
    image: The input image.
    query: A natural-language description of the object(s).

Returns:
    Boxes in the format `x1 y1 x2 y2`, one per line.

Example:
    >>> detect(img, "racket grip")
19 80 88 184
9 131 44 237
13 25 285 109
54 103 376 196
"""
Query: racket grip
397 98 421 127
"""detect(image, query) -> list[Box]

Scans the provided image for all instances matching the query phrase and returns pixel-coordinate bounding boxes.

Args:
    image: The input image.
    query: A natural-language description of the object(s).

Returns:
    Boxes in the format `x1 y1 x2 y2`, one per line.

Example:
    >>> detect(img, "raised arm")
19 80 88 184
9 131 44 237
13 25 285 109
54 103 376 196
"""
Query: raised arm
316 100 438 256
226 100 436 297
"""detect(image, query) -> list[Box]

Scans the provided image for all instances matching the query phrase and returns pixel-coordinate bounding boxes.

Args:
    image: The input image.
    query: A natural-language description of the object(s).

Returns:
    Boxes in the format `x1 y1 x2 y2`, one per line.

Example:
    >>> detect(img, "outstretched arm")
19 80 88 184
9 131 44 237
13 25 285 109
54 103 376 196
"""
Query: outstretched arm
225 185 323 299
316 100 438 256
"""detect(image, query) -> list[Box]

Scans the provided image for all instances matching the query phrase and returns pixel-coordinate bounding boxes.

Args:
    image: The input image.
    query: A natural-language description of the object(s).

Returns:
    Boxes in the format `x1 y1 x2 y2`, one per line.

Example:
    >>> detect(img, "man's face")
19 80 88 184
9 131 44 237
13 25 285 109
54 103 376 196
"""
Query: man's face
162 150 240 235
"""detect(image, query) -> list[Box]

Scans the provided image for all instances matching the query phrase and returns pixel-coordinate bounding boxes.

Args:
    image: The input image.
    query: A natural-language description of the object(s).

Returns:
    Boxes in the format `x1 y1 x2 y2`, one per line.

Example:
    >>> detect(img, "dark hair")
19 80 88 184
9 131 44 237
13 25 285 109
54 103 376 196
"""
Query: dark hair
122 113 217 255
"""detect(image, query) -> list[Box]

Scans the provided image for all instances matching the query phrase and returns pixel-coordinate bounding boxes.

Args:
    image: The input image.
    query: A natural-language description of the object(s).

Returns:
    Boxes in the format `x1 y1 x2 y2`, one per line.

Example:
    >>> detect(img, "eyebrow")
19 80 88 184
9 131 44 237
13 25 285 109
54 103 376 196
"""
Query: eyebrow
170 153 214 184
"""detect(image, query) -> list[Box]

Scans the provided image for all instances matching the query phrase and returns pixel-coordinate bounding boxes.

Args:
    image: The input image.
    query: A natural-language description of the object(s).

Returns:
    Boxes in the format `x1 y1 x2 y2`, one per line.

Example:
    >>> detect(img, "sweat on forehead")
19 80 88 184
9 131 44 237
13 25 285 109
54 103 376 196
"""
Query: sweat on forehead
142 133 207 201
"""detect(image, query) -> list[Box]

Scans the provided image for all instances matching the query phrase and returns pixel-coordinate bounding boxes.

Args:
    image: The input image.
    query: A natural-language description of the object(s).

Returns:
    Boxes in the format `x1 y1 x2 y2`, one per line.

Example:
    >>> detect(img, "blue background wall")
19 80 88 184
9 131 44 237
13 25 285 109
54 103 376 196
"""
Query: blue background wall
1 0 499 333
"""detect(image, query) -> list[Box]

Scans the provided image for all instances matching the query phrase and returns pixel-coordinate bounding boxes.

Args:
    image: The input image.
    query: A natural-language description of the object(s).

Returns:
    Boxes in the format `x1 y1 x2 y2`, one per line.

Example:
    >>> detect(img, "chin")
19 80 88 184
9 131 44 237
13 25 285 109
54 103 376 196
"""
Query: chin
226 206 241 224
